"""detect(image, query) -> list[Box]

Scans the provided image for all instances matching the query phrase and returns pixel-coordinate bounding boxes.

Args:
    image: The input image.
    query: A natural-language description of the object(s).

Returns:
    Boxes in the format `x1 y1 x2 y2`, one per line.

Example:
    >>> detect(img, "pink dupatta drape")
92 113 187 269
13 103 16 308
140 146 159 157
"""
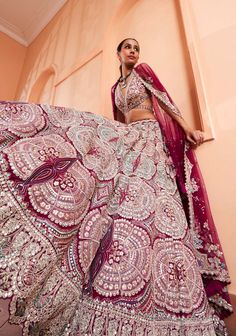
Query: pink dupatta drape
111 63 232 320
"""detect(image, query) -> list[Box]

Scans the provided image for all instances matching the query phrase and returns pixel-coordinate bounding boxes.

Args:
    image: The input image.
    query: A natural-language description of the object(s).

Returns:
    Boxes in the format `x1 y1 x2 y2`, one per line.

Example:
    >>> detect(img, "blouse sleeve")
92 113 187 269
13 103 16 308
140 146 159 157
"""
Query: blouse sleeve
136 63 182 117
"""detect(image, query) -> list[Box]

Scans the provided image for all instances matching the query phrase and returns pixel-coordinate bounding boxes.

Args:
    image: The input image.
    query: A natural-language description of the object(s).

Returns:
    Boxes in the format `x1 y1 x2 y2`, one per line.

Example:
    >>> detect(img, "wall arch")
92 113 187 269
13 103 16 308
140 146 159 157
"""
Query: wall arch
28 65 57 104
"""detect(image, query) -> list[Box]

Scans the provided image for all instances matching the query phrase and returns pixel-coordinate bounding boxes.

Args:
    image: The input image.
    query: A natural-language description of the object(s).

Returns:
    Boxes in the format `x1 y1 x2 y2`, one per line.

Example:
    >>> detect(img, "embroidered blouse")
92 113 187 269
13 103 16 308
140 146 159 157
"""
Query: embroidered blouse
115 71 153 115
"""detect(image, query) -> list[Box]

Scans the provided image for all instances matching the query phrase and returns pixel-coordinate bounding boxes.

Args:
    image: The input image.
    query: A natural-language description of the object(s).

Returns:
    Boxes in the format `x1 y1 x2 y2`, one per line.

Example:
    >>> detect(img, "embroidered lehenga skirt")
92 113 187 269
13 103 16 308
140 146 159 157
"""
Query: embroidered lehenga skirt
0 103 224 335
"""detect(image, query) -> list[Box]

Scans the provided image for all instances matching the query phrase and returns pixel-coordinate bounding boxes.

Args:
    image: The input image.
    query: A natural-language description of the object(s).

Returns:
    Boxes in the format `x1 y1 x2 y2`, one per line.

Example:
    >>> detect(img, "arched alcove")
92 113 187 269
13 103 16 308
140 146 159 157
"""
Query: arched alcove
28 66 56 104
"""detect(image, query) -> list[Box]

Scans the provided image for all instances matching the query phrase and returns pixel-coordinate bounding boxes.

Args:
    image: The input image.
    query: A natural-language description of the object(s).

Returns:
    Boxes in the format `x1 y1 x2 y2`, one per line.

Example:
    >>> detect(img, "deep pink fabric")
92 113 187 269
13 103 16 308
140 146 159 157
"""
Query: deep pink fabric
111 63 232 319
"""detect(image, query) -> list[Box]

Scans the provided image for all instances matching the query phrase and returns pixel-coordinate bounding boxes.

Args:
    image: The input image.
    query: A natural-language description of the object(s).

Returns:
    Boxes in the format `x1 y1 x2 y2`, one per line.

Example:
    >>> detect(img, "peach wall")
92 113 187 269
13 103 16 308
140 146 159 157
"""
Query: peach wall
0 32 26 100
4 0 236 293
187 0 236 294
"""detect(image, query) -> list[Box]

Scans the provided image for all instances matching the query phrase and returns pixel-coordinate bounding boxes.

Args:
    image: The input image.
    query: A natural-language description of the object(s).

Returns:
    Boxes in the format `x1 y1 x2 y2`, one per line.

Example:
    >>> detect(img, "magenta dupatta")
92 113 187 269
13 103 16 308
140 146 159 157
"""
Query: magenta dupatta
111 63 232 319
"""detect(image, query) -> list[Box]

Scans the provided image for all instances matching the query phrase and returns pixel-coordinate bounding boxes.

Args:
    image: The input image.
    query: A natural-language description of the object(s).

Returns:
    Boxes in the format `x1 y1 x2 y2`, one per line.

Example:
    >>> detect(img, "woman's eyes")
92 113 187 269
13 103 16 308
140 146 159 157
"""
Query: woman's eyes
124 45 139 51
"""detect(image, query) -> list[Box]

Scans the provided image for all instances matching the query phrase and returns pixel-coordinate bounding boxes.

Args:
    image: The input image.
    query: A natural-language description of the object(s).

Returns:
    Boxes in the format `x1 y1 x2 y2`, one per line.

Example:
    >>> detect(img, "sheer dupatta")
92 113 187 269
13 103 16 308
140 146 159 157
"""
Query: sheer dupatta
111 63 232 319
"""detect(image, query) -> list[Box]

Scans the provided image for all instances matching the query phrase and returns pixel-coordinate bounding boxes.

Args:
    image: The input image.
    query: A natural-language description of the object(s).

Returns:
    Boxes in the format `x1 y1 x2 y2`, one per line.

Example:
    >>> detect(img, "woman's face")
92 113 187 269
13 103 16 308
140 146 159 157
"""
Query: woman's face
117 39 140 67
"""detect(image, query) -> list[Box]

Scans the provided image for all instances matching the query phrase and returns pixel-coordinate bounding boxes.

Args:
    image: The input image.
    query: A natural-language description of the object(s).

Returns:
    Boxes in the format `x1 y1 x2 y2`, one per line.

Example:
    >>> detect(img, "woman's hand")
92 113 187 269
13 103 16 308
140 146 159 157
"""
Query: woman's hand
184 128 205 147
160 103 205 147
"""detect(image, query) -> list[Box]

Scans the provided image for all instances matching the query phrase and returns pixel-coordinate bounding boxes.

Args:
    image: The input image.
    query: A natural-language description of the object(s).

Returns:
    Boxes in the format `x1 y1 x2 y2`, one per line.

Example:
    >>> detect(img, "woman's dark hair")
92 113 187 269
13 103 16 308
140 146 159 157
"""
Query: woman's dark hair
117 38 139 52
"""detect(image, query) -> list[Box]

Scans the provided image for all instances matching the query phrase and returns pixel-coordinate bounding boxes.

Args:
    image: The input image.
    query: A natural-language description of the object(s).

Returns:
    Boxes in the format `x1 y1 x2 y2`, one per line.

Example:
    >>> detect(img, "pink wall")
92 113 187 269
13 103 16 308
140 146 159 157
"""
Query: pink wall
1 0 236 294
0 32 26 100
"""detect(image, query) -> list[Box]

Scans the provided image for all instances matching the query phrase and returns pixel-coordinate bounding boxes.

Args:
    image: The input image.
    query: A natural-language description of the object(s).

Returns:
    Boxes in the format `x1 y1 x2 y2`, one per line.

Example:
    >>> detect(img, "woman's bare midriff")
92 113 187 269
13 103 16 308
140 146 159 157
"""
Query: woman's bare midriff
125 98 155 124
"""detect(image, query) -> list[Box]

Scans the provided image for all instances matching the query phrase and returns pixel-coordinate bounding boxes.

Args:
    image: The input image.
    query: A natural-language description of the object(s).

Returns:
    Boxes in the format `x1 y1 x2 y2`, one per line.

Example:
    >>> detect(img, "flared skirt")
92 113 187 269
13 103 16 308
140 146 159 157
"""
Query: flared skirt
0 103 223 335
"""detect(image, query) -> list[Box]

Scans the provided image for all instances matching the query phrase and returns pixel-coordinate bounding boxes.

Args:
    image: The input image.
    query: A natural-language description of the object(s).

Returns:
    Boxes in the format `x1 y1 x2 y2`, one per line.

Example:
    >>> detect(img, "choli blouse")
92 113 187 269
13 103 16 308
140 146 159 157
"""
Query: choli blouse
114 70 153 115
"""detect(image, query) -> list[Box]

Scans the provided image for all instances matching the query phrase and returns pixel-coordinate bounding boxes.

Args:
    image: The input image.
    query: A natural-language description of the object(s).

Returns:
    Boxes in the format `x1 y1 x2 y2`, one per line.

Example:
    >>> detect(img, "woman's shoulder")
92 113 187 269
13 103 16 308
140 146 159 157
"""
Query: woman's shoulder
134 63 157 83
135 63 156 78
135 62 153 71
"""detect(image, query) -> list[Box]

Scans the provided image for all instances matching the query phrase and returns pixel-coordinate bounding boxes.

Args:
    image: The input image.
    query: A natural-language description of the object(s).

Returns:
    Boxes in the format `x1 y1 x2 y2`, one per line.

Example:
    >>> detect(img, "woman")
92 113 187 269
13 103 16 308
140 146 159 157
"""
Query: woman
0 38 232 336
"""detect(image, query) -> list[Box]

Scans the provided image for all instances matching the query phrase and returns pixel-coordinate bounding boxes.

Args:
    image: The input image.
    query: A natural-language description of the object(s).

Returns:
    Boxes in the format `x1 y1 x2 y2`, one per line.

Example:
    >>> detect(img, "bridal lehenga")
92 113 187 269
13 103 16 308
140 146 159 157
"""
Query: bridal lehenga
0 64 233 336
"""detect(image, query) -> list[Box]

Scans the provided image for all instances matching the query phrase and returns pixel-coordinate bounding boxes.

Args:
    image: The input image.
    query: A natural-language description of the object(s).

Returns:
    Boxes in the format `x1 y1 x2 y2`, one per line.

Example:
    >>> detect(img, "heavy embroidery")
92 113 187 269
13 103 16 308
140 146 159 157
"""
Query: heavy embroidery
115 71 152 114
0 102 232 336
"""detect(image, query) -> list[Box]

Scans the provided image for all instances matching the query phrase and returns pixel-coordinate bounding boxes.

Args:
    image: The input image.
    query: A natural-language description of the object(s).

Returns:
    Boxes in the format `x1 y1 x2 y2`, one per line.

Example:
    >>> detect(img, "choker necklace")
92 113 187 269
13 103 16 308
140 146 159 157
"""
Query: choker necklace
119 71 132 89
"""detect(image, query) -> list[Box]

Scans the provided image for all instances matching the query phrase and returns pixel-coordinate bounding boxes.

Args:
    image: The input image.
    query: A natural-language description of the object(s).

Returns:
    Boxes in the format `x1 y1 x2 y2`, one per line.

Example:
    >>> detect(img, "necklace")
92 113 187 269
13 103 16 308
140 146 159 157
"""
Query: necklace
119 71 132 89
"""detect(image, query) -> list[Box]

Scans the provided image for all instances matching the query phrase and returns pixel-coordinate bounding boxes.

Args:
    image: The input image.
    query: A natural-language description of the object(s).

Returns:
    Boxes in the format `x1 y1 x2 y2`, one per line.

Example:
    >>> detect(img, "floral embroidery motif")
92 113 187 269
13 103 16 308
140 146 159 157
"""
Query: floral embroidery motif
67 125 119 180
154 191 187 239
4 134 77 179
107 174 156 220
0 102 45 136
94 219 151 297
42 104 83 128
28 161 95 226
153 240 205 313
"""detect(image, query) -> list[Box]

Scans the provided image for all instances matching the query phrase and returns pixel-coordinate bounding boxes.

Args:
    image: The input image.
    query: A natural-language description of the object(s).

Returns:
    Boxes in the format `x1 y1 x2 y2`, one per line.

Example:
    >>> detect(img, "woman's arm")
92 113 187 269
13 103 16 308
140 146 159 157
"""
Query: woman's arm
158 100 204 146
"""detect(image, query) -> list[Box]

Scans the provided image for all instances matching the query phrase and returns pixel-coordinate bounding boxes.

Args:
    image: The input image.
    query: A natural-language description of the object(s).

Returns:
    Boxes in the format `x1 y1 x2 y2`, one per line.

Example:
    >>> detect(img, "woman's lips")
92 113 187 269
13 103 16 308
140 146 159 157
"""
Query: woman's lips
128 56 136 60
